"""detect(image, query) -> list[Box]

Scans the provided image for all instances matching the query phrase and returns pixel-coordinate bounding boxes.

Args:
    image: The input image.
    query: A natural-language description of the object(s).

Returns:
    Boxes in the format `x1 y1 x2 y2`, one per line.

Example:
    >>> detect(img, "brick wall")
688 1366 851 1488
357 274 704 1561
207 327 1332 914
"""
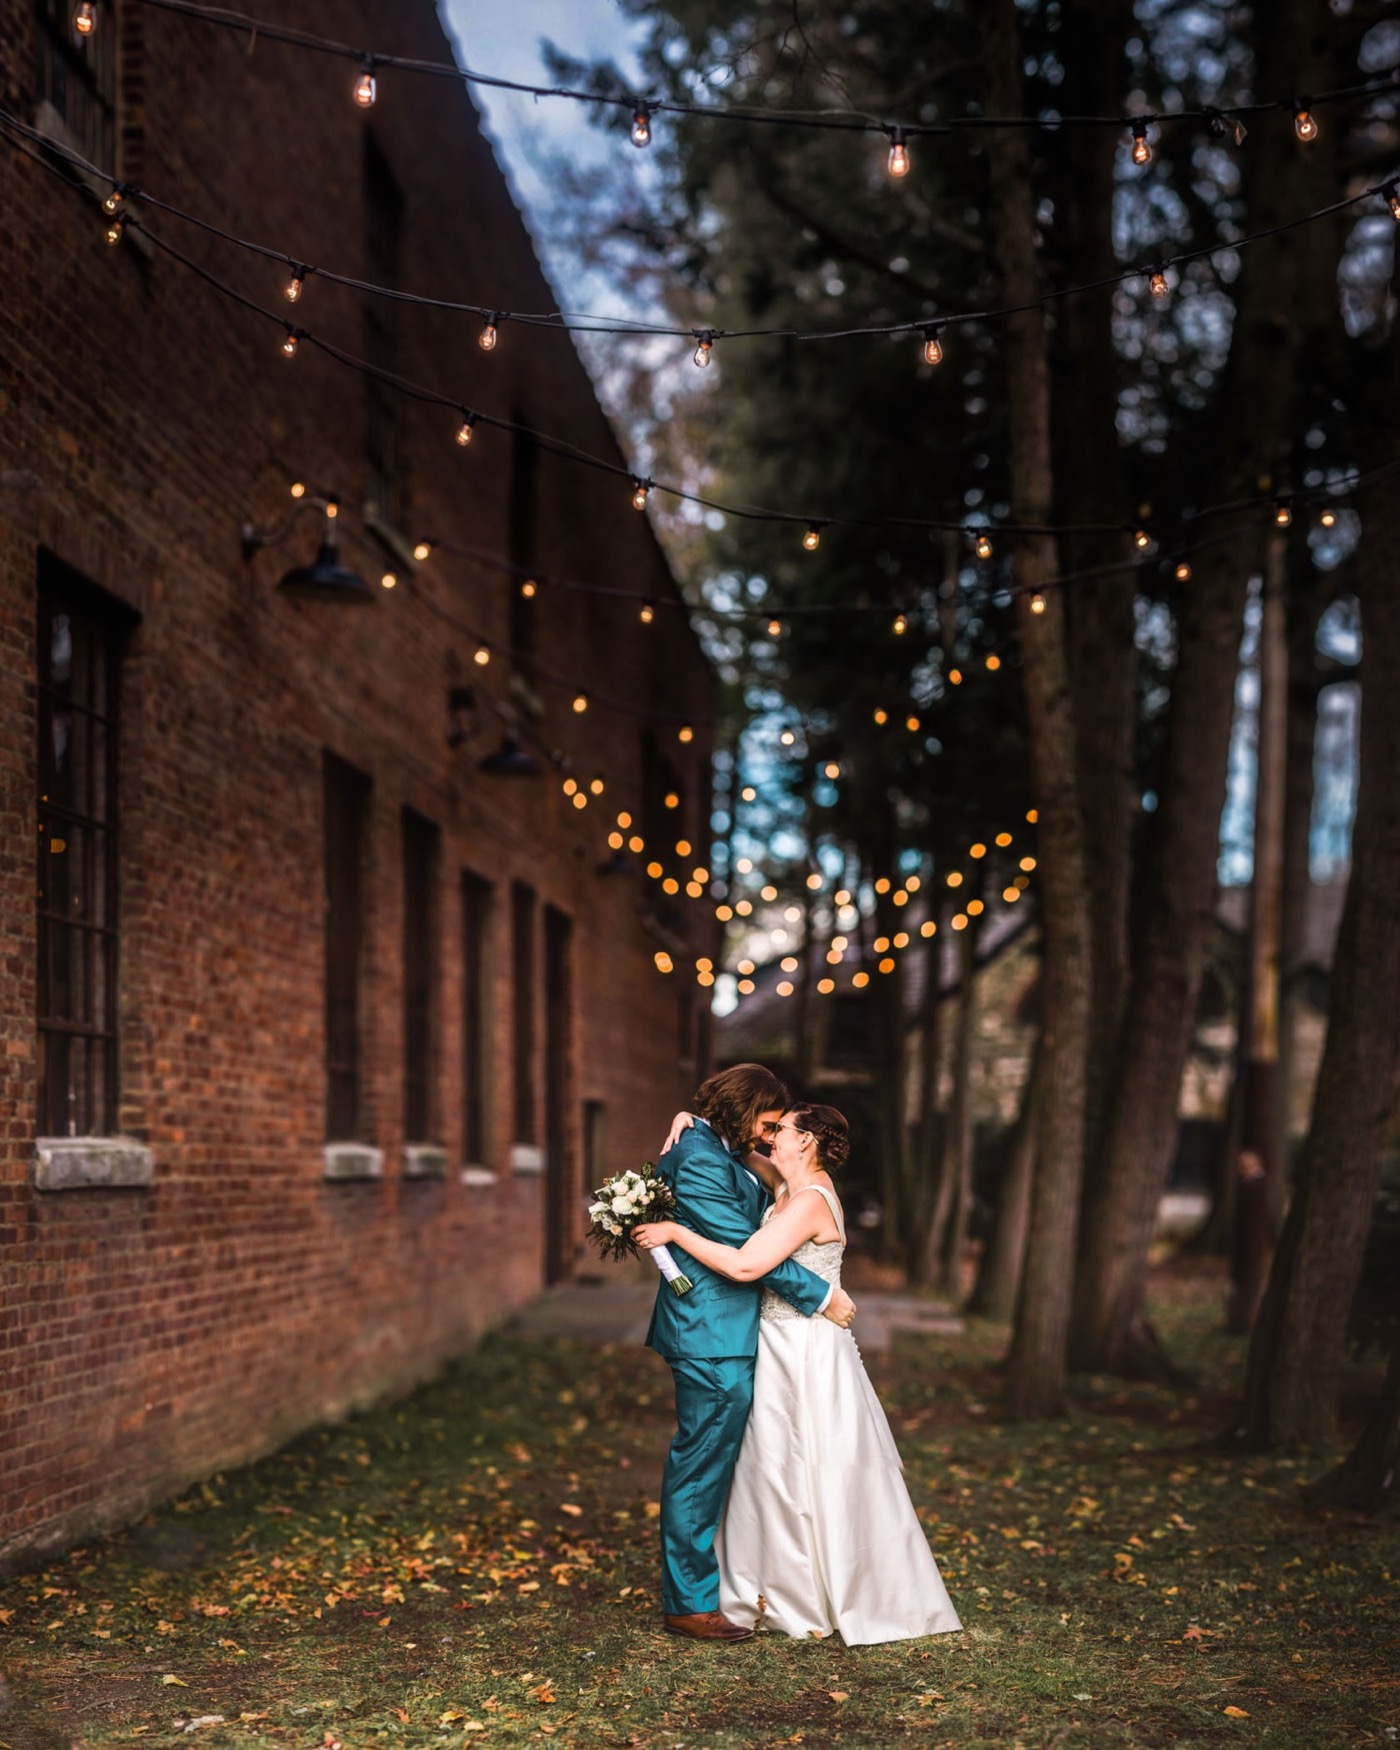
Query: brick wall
0 0 714 1562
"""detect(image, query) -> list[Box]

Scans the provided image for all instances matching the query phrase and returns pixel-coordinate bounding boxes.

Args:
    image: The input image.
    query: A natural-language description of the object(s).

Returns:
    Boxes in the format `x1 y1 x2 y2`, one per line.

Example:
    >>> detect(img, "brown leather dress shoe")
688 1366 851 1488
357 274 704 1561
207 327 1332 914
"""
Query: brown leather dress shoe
663 1609 755 1641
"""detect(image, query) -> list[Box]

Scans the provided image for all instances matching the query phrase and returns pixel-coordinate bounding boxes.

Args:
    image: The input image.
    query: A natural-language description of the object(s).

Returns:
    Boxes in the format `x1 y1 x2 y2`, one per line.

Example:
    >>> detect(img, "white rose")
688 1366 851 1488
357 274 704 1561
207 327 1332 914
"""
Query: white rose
611 1195 634 1215
588 1201 607 1217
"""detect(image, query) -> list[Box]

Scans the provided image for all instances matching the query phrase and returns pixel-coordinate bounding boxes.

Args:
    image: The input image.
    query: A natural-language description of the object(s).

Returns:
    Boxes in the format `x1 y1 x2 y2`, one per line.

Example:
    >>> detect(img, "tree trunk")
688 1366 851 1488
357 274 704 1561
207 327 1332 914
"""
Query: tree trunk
1047 0 1136 1167
1305 1324 1400 1519
1229 538 1290 1333
1237 464 1400 1451
924 920 978 1296
1276 577 1324 1190
985 0 1093 1419
1067 2 1342 1378
970 1033 1040 1321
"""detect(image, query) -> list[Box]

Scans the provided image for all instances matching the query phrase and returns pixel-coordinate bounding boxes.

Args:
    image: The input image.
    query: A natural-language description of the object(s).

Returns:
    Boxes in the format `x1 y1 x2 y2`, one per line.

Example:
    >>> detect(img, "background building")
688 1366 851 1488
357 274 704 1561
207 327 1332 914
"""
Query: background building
0 0 714 1562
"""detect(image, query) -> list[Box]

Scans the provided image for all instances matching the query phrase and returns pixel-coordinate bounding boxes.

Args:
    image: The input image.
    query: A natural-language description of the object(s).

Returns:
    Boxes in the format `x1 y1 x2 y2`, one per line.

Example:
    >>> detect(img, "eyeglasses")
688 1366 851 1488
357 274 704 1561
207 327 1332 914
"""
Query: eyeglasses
774 1121 808 1137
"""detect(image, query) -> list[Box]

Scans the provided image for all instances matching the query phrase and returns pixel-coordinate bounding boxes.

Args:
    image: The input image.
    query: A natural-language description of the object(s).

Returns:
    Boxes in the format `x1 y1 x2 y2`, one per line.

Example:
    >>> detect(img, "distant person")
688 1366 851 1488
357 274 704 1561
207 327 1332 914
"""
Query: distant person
639 1100 963 1646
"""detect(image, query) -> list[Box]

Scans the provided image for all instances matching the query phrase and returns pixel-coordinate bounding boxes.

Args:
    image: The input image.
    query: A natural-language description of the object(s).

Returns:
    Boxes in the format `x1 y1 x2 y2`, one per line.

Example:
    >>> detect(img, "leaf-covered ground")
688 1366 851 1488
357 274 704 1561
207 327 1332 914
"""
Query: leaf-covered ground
1 1261 1396 1748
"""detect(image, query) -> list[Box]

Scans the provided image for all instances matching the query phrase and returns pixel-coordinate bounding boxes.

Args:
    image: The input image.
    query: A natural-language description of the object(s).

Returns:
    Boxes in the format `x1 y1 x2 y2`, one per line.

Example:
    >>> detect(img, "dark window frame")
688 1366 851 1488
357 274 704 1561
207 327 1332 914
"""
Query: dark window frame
461 869 494 1165
510 881 537 1144
324 753 372 1143
401 806 440 1144
36 555 129 1137
34 0 118 172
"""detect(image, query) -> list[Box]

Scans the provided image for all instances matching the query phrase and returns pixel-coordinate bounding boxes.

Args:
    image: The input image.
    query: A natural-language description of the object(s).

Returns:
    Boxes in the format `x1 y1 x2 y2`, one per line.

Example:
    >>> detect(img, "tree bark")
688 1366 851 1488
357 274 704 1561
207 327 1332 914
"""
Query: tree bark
1305 1323 1400 1519
1237 466 1400 1451
1068 1 1342 1378
970 1033 1040 1322
985 0 1093 1419
1230 536 1290 1333
925 919 978 1297
1047 0 1136 1164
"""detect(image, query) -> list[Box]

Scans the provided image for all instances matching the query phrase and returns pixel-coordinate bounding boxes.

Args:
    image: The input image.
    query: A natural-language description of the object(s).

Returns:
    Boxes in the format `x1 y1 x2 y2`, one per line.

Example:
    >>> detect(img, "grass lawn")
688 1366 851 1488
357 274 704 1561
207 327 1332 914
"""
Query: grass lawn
1 1261 1396 1748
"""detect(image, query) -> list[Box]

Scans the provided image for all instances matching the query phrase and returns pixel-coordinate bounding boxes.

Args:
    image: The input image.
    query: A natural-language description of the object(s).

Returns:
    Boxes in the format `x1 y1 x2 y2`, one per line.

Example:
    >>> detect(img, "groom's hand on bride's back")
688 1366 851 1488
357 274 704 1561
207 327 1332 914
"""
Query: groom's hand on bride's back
822 1287 857 1328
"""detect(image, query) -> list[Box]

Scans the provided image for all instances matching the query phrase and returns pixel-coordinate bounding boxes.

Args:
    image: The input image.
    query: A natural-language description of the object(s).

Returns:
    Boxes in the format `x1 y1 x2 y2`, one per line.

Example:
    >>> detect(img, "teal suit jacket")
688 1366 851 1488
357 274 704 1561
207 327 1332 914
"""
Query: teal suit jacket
645 1122 831 1360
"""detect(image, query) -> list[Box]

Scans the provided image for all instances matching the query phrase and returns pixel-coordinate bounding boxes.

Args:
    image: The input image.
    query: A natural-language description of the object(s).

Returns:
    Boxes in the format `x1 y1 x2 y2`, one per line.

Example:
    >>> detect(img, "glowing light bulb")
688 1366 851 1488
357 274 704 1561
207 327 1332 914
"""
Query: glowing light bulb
824 762 840 779
1293 105 1318 143
285 267 305 304
1386 183 1400 223
639 600 655 624
1319 506 1336 529
974 532 993 560
104 213 125 245
74 1 95 32
892 611 907 635
590 777 605 795
922 325 943 366
1149 268 1169 300
520 579 537 598
381 572 397 590
767 618 782 638
692 330 713 369
281 328 299 357
102 185 123 215
631 478 650 511
873 708 888 725
654 952 673 974
986 654 1002 672
780 729 796 746
1030 592 1046 614
887 128 910 177
572 691 589 714
1133 527 1150 550
630 103 653 148
678 724 694 743
802 524 822 551
478 314 498 351
948 667 962 685
474 644 491 666
1274 499 1293 528
1130 121 1151 166
1175 560 1192 581
290 482 306 499
413 541 432 561
353 61 377 108
905 714 920 733
995 833 1012 848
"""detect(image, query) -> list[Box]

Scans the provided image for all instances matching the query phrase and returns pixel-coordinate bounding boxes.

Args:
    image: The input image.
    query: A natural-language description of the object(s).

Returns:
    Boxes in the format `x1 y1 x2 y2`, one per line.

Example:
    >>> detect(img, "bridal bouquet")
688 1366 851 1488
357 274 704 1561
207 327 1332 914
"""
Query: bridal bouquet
587 1166 692 1295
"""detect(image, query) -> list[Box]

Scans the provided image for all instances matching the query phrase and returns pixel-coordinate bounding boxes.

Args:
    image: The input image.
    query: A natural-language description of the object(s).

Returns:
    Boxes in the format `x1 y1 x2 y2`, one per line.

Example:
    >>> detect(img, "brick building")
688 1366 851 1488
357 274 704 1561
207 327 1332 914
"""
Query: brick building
0 0 714 1562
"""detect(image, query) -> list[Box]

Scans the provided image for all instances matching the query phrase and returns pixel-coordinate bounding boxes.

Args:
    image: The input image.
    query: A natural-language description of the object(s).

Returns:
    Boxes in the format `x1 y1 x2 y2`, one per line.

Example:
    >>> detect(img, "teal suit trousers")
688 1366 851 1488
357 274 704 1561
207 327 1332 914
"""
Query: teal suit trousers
660 1355 754 1615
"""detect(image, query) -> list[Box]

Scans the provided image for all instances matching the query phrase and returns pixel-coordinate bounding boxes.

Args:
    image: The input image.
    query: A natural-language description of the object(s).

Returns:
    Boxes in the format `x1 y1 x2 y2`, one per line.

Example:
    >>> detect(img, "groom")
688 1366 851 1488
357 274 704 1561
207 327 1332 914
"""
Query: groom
646 1061 857 1642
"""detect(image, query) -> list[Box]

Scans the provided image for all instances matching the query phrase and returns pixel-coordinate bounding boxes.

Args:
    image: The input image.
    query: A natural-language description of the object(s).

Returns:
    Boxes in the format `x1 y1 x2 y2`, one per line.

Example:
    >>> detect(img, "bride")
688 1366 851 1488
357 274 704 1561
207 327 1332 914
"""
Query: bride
635 1102 962 1647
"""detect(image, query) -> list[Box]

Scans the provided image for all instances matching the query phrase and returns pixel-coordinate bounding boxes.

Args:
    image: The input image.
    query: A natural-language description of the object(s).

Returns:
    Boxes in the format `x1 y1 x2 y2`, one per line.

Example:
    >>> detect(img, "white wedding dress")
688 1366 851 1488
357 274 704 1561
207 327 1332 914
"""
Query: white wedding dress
716 1185 963 1645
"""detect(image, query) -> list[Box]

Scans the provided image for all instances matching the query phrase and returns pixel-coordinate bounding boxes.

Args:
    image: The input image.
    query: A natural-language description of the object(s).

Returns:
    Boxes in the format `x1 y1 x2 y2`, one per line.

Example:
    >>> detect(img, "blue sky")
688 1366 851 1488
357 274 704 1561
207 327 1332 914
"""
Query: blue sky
441 0 646 290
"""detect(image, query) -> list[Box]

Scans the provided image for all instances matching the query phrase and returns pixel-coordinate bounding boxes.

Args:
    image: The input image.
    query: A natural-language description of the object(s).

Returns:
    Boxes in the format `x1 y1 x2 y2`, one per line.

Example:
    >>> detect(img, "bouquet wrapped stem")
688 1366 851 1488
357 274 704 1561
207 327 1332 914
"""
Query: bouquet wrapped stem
586 1165 692 1295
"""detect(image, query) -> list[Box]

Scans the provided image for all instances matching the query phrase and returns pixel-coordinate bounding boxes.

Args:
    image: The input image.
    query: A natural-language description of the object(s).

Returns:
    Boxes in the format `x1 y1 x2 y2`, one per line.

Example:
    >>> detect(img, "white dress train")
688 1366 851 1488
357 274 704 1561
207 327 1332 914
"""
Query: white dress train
716 1185 963 1646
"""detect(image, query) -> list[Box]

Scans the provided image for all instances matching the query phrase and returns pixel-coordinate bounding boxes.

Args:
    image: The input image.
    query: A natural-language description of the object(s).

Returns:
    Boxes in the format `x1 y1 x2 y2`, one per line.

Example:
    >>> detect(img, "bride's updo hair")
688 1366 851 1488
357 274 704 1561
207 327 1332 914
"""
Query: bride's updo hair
788 1103 850 1172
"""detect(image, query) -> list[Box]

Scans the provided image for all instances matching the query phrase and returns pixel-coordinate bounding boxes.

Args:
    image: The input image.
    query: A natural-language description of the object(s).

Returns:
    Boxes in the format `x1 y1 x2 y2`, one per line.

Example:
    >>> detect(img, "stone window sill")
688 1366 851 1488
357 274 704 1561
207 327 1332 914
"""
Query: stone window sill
403 1144 448 1179
323 1143 384 1182
461 1165 498 1188
510 1143 545 1176
34 1136 154 1192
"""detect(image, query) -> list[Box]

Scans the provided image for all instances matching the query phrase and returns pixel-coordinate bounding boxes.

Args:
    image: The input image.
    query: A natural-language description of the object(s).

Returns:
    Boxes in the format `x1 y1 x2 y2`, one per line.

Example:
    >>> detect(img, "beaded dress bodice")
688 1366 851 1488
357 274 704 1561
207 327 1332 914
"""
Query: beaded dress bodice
758 1190 845 1323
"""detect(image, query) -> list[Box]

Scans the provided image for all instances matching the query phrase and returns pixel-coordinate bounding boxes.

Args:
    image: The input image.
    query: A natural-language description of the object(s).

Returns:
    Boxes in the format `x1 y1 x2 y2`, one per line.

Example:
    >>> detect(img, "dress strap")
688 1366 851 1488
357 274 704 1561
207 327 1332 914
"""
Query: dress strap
786 1183 846 1244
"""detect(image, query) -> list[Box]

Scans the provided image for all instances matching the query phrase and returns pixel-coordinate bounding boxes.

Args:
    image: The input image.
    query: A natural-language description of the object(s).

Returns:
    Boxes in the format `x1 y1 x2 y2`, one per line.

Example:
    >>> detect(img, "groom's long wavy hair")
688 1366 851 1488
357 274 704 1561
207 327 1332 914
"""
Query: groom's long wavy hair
692 1063 789 1152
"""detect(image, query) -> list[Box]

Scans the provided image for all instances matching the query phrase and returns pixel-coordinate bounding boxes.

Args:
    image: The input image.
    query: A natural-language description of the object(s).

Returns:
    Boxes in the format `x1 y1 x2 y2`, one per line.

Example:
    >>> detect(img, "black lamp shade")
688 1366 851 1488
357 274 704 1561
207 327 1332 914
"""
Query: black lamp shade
277 539 375 604
478 735 544 777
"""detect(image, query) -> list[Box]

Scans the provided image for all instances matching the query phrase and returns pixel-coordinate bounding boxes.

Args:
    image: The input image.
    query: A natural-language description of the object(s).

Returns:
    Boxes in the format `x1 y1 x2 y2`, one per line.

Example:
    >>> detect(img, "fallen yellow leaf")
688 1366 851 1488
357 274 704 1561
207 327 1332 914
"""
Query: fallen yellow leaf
1223 1706 1250 1718
160 1674 187 1687
558 1503 583 1517
439 1709 466 1724
828 1690 849 1703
